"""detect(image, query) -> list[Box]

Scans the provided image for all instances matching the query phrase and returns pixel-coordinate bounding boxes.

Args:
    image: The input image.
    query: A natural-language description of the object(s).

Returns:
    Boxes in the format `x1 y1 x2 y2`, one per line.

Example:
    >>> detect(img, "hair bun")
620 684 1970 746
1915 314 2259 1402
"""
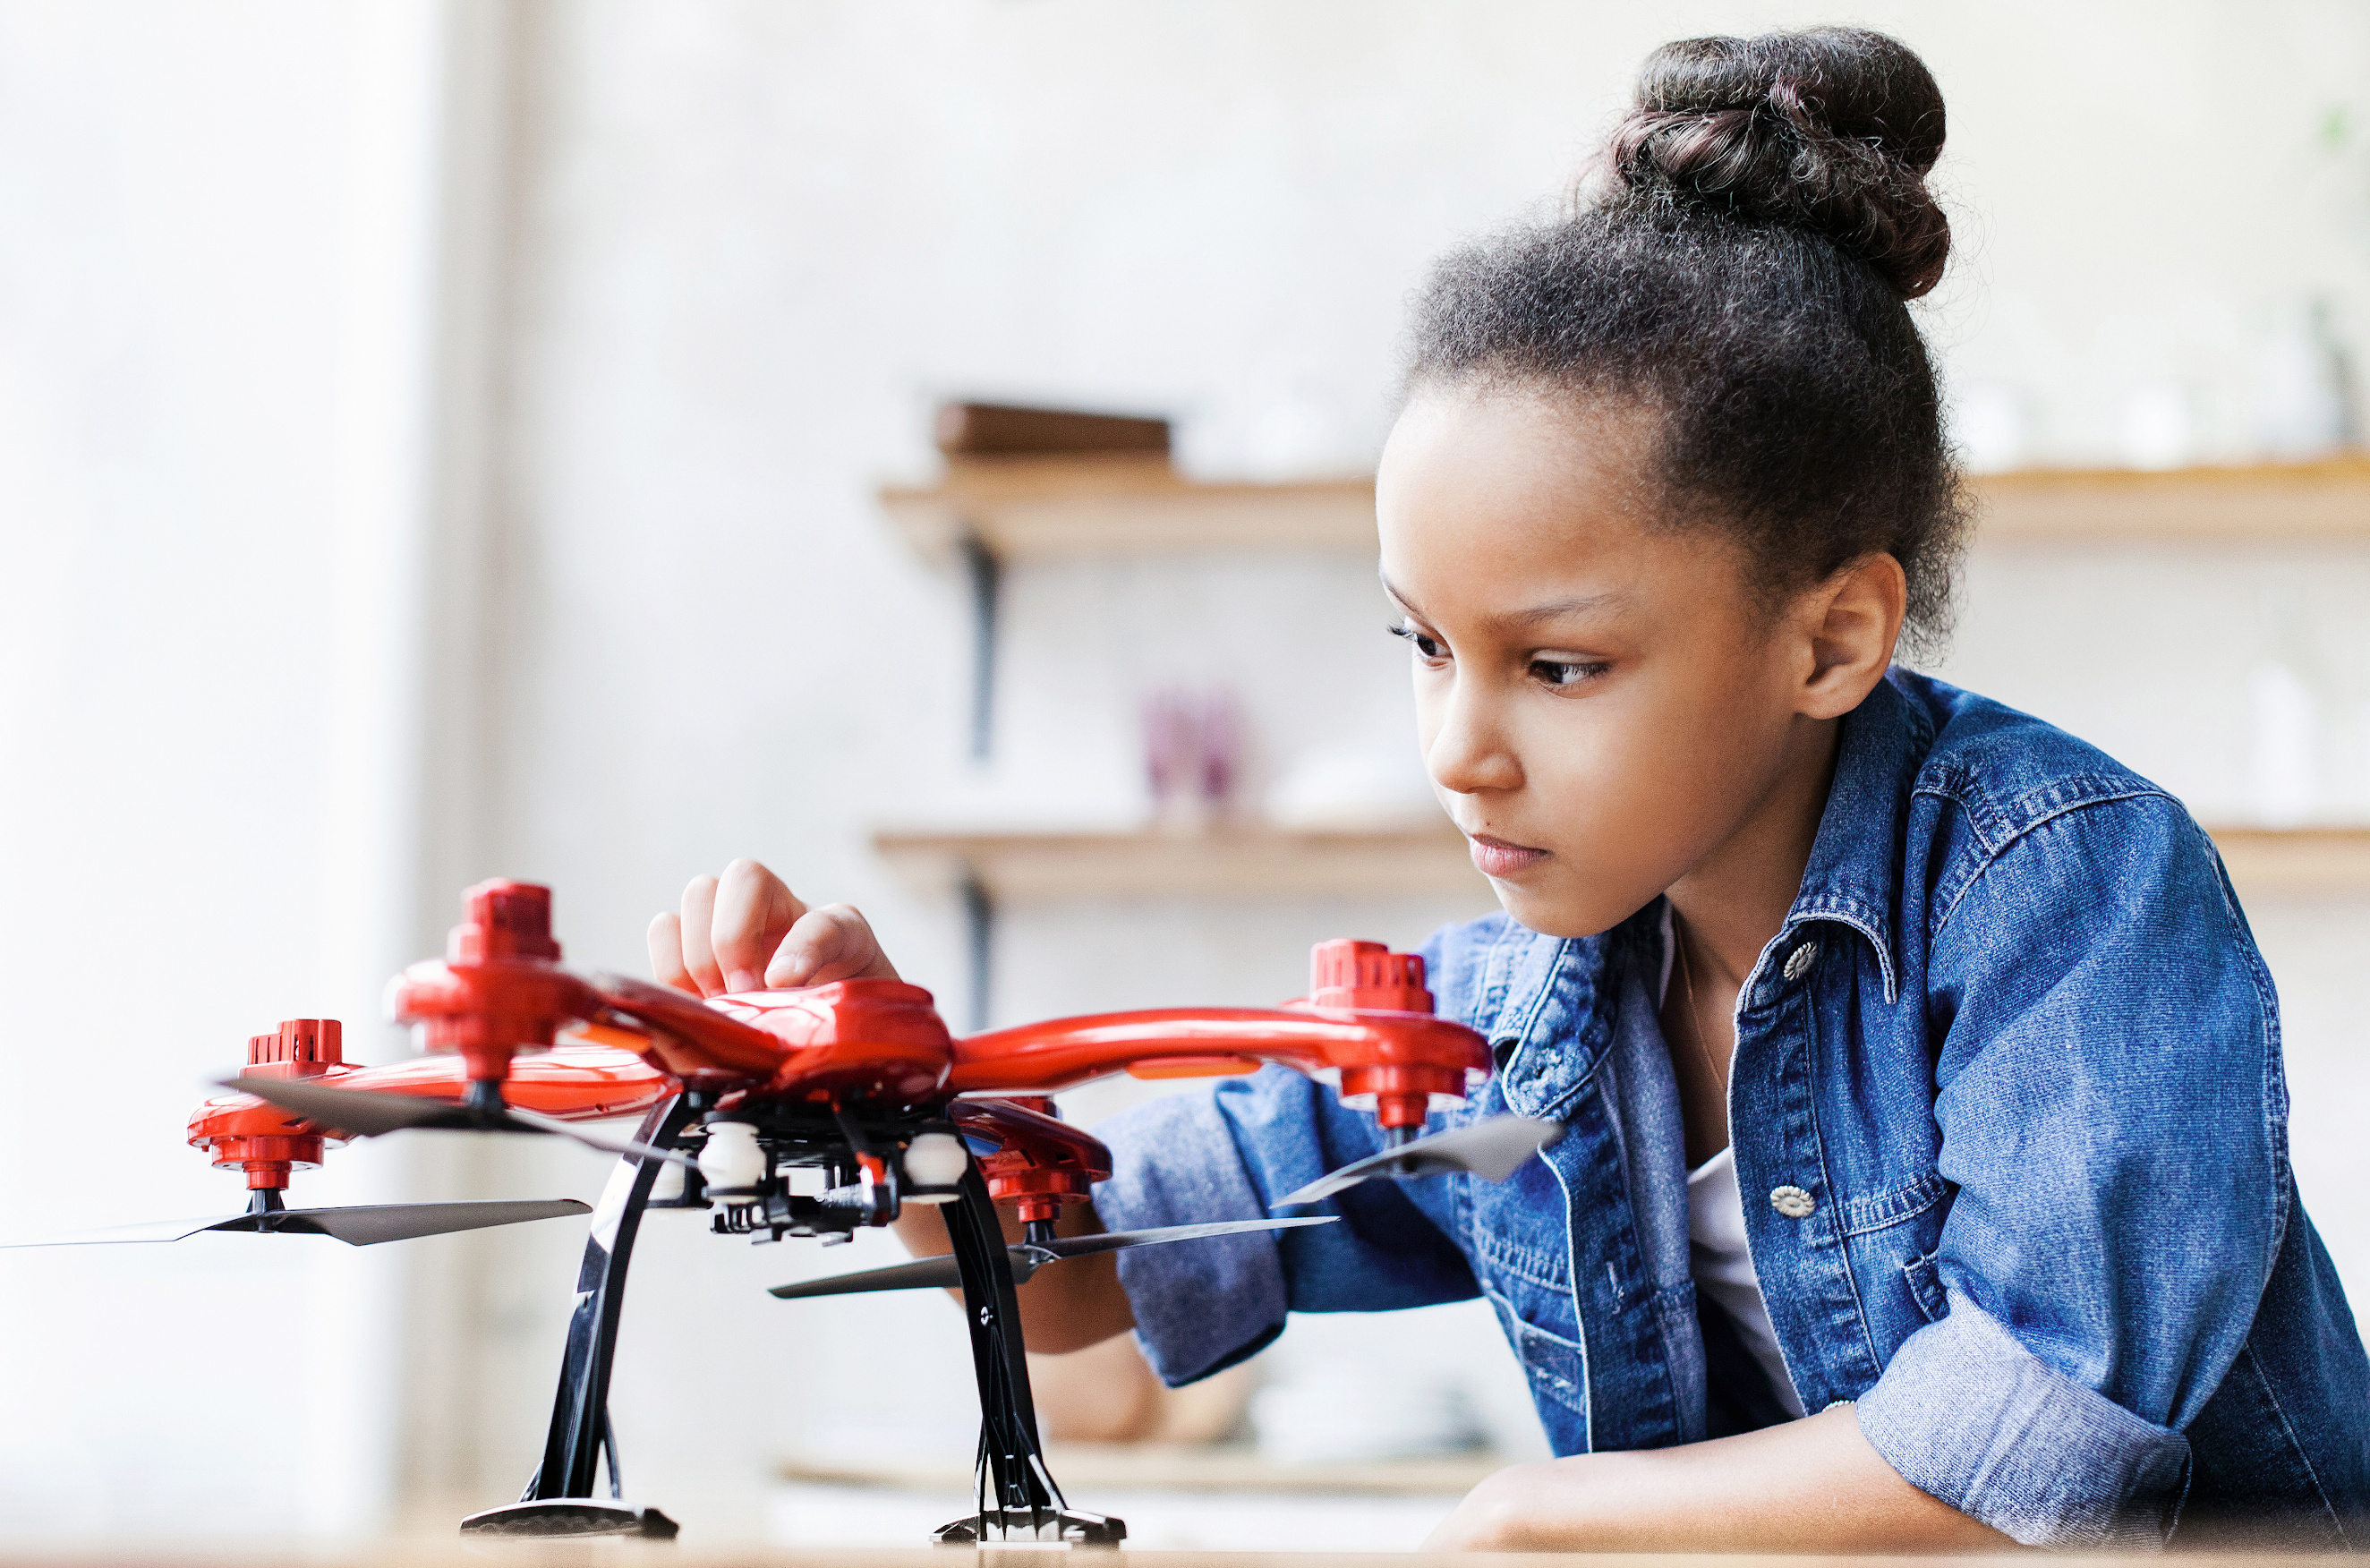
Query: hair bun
1607 28 1949 300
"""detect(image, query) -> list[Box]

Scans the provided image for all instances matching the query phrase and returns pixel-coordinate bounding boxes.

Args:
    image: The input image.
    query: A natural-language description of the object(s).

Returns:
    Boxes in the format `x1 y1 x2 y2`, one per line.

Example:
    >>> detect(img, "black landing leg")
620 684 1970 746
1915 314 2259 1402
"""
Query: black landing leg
932 1170 1122 1547
458 1095 694 1540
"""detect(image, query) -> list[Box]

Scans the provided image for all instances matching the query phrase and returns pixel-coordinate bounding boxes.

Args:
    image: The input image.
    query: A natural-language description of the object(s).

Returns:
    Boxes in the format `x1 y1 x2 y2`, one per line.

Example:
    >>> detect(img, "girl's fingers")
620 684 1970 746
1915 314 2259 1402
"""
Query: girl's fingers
712 857 805 993
767 903 899 989
647 912 698 993
678 875 726 996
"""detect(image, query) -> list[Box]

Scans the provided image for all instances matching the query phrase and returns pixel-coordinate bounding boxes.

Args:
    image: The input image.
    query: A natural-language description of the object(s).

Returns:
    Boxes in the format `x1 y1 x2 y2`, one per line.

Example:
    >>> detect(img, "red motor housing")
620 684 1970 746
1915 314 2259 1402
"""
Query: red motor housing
1306 939 1433 1012
189 1018 351 1189
386 880 602 1086
951 1096 1112 1224
1298 939 1454 1131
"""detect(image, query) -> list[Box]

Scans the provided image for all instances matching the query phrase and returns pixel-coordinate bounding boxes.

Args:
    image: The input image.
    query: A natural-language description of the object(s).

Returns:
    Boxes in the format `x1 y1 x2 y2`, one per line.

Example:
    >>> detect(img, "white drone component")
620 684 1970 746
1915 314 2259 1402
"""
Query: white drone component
696 1121 767 1194
900 1131 969 1203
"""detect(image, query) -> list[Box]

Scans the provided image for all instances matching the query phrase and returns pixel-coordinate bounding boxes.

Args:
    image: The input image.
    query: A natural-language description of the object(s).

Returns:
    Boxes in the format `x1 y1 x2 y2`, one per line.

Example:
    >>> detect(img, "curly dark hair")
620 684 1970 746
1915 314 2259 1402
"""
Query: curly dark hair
1405 27 1970 655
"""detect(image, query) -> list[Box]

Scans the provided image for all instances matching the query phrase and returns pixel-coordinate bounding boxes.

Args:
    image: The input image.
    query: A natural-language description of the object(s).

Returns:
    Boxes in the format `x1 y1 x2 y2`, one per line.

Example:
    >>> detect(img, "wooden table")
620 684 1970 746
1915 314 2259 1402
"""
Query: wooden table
0 1550 2332 1567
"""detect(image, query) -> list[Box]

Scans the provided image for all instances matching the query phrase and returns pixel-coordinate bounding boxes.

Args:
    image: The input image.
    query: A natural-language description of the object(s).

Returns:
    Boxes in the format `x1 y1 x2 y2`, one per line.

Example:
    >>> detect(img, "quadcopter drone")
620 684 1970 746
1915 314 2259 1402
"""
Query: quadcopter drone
21 878 1559 1547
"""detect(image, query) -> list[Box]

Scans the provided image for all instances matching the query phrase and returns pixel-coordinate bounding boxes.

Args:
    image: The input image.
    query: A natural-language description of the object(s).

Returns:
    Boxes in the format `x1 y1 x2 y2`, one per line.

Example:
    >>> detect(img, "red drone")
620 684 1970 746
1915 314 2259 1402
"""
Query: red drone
21 879 1559 1546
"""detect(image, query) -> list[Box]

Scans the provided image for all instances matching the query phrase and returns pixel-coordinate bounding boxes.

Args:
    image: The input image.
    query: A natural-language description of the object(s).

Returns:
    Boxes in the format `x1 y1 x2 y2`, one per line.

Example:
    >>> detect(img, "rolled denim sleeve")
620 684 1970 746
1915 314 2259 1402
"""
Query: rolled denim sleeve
1093 1063 1480 1386
1858 1297 2190 1546
1885 793 2282 1543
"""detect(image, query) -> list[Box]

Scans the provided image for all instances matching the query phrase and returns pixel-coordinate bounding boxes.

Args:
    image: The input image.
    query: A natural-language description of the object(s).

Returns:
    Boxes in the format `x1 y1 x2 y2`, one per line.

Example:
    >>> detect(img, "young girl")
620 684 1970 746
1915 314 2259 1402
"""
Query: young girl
653 27 2369 1550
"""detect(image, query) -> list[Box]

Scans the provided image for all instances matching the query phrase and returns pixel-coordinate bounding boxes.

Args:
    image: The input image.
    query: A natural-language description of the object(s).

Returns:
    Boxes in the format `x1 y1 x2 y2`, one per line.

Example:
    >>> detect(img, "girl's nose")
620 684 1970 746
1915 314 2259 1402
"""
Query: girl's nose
1426 686 1523 797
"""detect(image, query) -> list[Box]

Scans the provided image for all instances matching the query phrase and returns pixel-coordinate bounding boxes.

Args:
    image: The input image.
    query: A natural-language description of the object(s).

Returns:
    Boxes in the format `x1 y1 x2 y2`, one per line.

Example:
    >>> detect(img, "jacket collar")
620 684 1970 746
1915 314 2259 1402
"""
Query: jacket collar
1783 670 1932 1004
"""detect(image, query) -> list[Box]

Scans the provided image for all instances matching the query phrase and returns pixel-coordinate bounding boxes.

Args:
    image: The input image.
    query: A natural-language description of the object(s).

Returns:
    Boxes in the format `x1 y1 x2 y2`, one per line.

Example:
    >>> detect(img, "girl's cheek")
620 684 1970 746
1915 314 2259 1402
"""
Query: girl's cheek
1411 684 1459 780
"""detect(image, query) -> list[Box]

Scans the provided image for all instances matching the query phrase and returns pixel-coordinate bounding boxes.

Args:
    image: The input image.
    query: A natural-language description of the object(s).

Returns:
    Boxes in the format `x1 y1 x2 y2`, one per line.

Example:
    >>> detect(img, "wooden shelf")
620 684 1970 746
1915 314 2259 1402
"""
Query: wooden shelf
879 454 1376 561
1973 457 2370 544
879 456 2370 558
874 822 1489 903
2203 825 2370 895
877 822 2370 903
782 1441 1505 1497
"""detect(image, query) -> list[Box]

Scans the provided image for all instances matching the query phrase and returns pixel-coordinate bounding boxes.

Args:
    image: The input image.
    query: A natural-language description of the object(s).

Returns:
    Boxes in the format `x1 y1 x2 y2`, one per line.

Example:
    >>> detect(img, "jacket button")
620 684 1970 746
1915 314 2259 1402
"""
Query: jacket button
1782 942 1819 981
1769 1185 1816 1218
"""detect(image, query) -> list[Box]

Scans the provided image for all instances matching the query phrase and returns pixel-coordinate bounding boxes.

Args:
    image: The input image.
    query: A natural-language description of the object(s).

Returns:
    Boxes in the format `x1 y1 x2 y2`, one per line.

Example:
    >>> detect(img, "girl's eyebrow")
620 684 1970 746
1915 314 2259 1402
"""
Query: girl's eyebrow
1489 590 1632 630
1379 572 1630 630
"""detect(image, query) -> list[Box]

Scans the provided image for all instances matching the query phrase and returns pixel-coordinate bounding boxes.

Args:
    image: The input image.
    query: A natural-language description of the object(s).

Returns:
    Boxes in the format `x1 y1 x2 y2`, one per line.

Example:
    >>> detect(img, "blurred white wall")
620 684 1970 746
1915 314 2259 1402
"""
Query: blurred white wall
6 0 2370 1547
0 0 517 1540
0 1 390 1540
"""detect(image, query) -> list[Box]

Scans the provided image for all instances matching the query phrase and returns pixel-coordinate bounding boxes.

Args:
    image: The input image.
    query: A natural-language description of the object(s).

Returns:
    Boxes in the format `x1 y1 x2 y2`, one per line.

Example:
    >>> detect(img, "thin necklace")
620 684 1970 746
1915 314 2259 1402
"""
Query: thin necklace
1672 914 1724 1091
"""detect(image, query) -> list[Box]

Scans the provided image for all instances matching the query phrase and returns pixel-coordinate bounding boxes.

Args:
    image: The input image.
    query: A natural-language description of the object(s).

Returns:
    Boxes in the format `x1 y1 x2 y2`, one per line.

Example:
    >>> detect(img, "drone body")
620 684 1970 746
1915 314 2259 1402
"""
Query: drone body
53 878 1558 1545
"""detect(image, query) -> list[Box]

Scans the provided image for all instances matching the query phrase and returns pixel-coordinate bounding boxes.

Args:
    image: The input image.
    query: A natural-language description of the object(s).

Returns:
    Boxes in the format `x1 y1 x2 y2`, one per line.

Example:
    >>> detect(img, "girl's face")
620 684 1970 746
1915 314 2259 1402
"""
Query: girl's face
1376 387 1839 939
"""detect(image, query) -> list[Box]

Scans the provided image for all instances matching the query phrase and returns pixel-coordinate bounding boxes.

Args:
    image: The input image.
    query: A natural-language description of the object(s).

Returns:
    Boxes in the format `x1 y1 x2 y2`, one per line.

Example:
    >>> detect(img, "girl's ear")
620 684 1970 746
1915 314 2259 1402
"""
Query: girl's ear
1795 553 1907 720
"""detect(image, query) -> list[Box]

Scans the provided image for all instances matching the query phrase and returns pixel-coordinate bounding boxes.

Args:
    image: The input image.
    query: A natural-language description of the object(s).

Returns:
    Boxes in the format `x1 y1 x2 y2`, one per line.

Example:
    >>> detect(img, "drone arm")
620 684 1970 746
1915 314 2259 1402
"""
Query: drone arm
583 973 797 1084
380 882 808 1097
589 972 954 1104
947 1008 1488 1132
950 1010 1322 1092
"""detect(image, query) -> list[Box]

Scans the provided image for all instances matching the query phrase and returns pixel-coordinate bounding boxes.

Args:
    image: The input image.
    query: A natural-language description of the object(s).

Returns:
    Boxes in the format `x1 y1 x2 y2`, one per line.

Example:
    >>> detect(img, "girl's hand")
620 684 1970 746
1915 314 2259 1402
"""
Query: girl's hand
647 857 899 995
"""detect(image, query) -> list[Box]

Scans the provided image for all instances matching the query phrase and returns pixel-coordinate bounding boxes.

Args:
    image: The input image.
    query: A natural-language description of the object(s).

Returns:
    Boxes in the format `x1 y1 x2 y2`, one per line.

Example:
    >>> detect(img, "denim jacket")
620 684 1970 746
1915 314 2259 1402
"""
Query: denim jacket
1092 670 2370 1548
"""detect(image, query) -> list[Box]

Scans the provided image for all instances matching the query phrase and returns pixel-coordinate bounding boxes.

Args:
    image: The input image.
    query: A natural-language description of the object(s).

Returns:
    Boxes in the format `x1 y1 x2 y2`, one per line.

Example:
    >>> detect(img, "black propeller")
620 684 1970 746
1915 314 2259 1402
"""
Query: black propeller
4 1197 592 1248
1272 1114 1564 1207
220 1075 694 1169
768 1214 1339 1300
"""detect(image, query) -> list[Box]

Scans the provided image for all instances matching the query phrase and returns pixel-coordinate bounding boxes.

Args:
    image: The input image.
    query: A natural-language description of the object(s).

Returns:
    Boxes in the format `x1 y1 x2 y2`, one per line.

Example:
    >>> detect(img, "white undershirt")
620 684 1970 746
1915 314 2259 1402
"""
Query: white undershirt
1660 905 1807 1419
1685 1148 1806 1418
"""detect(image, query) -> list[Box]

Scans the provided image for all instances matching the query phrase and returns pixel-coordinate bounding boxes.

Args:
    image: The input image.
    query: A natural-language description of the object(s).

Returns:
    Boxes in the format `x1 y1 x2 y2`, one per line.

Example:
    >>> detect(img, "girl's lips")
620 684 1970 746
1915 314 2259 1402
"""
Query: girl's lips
1467 832 1548 879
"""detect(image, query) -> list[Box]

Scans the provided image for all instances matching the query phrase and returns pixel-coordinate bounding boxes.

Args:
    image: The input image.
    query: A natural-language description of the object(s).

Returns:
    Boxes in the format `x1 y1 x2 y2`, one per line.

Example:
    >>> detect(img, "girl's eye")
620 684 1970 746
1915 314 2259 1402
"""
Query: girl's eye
1531 658 1609 689
1388 622 1448 660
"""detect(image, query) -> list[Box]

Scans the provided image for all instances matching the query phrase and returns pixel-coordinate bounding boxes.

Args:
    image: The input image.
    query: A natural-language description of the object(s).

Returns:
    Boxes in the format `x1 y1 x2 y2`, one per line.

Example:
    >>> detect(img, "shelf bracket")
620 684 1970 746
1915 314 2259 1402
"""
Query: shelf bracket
959 863 995 1032
959 531 1001 762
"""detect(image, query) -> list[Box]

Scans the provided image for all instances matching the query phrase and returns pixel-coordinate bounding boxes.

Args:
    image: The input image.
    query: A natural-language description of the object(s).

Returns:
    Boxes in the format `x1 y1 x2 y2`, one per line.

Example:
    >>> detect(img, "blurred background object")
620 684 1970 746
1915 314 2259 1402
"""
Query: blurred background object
2255 298 2357 459
6 0 2370 1551
935 400 1172 459
1142 683 1244 831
